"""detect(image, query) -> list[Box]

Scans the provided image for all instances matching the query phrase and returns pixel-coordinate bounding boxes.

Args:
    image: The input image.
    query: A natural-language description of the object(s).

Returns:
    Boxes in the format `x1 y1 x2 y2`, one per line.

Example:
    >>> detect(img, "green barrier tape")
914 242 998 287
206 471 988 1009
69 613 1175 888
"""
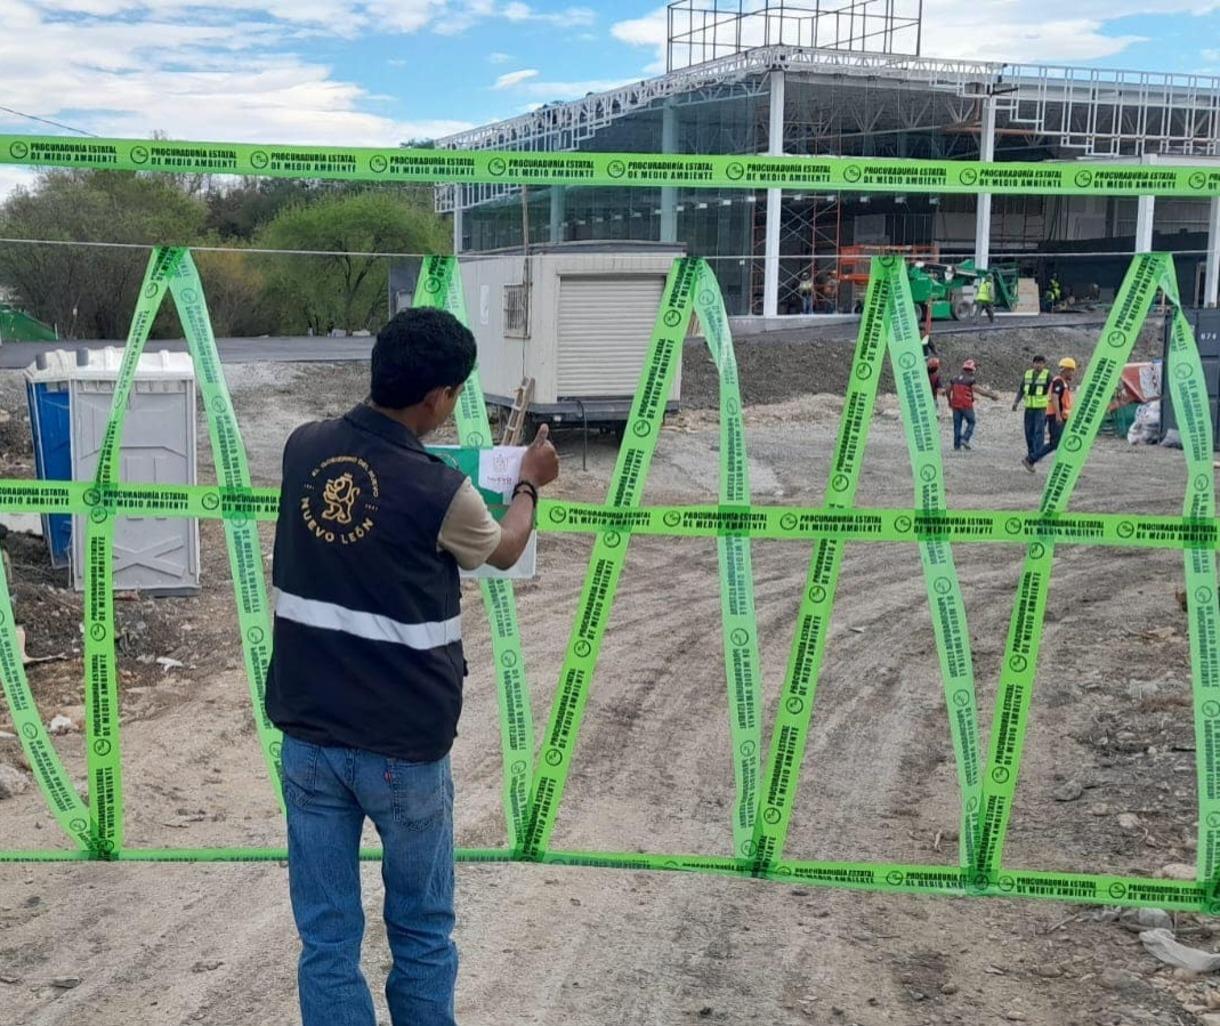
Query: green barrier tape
1159 285 1220 890
0 840 1216 911
169 252 282 805
412 255 536 853
748 264 891 871
971 254 1218 885
2 479 1220 547
0 542 92 851
539 507 1220 547
693 263 764 857
518 257 701 860
3 249 1220 919
0 481 279 518
4 134 1220 197
880 261 982 868
83 246 184 854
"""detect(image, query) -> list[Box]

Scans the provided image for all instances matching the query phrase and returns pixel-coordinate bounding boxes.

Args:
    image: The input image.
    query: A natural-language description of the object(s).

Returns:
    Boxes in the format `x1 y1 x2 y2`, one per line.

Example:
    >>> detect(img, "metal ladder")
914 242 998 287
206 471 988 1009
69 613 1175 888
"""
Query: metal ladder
500 376 535 445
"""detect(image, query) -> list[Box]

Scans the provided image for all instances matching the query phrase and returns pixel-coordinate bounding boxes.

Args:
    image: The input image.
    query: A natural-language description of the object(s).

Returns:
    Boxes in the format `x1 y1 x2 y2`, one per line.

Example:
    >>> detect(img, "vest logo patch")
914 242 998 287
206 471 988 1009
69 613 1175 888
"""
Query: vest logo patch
302 456 380 545
322 473 359 525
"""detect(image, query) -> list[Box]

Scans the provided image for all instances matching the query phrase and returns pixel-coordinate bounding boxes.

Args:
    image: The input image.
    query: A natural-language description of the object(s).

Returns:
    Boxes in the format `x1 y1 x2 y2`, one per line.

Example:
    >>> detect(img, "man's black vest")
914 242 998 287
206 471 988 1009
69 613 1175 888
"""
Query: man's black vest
265 404 467 761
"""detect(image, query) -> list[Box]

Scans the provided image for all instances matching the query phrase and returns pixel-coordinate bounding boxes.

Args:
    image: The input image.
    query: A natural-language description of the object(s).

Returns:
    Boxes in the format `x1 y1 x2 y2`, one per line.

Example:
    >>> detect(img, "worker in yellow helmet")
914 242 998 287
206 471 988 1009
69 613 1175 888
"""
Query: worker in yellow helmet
1023 357 1077 470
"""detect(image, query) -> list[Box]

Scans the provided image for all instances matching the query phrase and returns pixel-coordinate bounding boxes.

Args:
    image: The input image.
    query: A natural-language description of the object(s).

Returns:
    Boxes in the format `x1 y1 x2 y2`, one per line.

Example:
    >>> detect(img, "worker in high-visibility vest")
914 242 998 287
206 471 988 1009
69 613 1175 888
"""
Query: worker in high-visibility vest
1011 354 1051 460
974 274 996 323
1023 357 1077 470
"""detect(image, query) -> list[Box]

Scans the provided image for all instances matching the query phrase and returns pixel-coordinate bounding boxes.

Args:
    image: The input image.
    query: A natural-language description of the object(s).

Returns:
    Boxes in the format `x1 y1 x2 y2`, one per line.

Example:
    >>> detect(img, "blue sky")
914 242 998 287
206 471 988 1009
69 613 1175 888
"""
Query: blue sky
0 0 1218 198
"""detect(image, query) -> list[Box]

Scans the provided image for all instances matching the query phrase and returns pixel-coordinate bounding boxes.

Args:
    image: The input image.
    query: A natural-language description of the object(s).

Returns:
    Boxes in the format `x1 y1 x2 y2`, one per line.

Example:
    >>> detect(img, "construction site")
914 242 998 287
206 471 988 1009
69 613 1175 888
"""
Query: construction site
438 0 1220 321
0 2 1220 1026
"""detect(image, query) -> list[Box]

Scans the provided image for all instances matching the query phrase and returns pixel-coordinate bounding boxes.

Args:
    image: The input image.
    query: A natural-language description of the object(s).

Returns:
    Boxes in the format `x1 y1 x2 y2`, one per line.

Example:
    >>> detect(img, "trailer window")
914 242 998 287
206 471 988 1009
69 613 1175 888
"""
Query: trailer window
504 284 528 338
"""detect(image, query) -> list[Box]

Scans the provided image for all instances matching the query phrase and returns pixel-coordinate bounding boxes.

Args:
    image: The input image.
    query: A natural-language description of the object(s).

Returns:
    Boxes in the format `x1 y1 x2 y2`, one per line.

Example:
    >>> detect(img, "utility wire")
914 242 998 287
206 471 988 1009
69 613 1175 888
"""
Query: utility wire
0 106 96 138
0 236 1213 262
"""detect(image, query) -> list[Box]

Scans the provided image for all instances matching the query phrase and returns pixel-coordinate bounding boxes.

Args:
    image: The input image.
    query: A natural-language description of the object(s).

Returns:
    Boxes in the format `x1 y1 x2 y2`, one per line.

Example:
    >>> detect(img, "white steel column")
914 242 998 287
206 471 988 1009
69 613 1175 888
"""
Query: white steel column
549 186 565 244
1206 196 1220 307
453 186 464 254
660 103 677 243
1135 195 1156 253
973 91 996 269
763 68 785 318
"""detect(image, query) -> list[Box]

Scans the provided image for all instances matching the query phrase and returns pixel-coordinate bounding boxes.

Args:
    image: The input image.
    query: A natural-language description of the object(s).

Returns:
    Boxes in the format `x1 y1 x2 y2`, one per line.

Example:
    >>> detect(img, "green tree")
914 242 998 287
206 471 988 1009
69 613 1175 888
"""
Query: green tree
257 189 449 336
193 247 274 338
0 170 207 339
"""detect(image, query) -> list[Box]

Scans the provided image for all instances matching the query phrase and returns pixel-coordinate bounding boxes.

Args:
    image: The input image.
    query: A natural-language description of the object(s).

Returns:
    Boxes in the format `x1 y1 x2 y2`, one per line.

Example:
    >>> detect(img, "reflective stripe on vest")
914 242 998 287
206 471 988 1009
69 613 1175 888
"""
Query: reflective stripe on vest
276 590 462 650
1023 368 1051 409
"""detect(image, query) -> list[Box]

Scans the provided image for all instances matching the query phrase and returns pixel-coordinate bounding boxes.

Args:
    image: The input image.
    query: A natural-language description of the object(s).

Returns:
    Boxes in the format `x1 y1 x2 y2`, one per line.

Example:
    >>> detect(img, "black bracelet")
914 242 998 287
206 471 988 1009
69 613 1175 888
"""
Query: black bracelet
512 480 538 507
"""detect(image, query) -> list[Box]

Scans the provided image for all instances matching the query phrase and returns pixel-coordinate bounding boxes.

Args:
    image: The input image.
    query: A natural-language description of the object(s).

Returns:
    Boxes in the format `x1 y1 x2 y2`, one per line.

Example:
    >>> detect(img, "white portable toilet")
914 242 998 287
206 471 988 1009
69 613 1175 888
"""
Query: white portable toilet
60 347 200 595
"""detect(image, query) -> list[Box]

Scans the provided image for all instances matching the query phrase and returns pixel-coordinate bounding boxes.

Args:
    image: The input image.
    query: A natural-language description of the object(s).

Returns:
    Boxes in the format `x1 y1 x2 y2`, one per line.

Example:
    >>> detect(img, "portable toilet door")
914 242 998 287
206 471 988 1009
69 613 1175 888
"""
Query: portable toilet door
23 350 78 567
69 348 201 594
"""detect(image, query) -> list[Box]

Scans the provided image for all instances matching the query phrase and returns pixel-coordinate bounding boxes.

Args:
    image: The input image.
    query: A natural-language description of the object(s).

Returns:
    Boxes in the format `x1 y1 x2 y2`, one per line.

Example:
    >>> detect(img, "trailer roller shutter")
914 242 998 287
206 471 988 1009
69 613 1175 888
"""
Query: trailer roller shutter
556 274 668 397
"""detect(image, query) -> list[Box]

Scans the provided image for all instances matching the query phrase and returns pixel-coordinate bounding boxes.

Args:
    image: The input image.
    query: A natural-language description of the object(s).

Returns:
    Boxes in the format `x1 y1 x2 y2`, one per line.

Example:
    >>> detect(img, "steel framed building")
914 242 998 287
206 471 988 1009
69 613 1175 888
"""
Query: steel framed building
433 0 1220 318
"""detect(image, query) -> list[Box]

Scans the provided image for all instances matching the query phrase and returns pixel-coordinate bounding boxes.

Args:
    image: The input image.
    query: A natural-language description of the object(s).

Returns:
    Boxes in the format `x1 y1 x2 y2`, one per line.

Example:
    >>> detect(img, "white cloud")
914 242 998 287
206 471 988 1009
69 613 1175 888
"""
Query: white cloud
1205 48 1220 62
0 0 475 198
493 68 540 89
516 77 639 99
612 0 1210 69
488 51 514 63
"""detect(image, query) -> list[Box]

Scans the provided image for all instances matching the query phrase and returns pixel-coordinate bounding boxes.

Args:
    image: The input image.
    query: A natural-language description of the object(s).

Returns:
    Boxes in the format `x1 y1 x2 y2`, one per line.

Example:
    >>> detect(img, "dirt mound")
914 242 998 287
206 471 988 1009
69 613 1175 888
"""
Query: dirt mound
682 317 1166 409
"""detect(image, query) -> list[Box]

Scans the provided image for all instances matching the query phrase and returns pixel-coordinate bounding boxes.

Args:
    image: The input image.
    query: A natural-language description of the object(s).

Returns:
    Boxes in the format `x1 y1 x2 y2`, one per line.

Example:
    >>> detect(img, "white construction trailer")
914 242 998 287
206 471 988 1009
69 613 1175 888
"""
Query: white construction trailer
457 242 685 434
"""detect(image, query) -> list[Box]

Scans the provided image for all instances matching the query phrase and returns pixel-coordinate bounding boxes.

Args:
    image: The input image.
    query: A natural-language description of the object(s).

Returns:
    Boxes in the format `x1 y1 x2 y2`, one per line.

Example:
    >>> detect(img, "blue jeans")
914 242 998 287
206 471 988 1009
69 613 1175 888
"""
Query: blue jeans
1030 416 1064 464
1023 408 1047 459
952 407 975 449
283 734 457 1026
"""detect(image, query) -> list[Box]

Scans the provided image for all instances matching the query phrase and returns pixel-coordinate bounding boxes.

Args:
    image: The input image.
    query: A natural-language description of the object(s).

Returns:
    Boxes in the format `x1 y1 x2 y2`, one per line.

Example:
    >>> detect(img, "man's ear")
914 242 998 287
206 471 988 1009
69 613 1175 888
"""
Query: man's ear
422 385 449 414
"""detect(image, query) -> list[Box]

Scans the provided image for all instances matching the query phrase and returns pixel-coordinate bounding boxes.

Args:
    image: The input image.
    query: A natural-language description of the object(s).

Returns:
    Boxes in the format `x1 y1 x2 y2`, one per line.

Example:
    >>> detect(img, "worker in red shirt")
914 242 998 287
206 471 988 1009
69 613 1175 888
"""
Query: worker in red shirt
1023 357 1077 470
947 359 999 451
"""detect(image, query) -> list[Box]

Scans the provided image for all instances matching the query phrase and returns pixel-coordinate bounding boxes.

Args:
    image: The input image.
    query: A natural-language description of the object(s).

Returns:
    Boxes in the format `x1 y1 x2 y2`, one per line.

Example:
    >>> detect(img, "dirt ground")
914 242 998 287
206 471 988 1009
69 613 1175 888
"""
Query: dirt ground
0 319 1217 1026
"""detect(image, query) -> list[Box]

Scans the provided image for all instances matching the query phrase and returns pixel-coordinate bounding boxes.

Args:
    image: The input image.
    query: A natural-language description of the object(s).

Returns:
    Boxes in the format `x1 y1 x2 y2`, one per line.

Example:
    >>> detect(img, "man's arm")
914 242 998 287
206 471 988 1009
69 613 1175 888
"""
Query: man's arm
1012 379 1025 410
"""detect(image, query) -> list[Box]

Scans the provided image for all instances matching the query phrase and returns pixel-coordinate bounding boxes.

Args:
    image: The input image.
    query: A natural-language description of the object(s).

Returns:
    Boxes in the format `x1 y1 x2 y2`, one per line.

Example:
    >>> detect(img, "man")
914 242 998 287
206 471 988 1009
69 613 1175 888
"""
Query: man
265 307 559 1026
799 272 814 314
1011 354 1051 460
926 356 942 416
1023 356 1077 470
947 358 999 451
974 273 996 324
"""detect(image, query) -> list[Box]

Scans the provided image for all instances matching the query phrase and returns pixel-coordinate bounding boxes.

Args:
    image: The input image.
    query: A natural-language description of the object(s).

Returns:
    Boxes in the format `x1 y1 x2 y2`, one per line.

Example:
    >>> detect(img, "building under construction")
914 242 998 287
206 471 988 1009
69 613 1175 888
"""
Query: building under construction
433 0 1220 318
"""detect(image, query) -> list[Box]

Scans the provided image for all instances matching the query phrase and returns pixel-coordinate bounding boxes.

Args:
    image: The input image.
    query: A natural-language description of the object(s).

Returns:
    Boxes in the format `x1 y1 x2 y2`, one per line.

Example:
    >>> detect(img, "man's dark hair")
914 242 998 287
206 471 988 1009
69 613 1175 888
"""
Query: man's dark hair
1033 354 1047 363
370 308 477 409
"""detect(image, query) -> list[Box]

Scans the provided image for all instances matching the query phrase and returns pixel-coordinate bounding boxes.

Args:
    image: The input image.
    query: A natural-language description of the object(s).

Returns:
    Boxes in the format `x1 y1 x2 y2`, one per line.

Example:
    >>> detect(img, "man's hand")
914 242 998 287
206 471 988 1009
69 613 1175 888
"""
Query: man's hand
520 423 559 488
486 424 559 570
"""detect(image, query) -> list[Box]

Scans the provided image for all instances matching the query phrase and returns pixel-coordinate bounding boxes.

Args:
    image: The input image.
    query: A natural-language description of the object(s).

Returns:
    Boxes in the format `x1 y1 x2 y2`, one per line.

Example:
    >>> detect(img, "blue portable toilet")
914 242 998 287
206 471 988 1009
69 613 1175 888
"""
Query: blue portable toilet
24 350 80 567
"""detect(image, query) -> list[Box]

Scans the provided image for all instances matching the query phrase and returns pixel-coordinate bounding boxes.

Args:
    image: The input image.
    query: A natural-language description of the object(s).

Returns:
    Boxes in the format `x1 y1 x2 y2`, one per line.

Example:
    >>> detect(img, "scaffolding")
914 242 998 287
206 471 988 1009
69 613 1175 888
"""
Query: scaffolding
433 10 1220 314
666 0 924 72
